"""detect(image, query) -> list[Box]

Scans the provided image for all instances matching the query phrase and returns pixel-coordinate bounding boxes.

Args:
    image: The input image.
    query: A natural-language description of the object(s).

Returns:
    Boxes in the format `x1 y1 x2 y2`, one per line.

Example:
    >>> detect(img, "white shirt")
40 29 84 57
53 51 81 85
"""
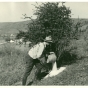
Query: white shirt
28 42 46 59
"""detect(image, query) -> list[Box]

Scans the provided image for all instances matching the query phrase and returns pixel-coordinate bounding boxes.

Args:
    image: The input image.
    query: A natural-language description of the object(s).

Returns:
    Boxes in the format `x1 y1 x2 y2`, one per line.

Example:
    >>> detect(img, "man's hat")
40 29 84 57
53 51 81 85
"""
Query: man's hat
44 36 53 42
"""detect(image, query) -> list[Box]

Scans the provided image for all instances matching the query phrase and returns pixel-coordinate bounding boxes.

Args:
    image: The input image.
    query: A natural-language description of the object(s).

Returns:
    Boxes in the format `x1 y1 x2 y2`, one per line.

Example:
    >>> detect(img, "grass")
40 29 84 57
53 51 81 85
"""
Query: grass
1 35 88 86
1 19 88 85
0 43 29 85
37 29 88 85
36 36 88 85
1 36 88 85
37 57 88 85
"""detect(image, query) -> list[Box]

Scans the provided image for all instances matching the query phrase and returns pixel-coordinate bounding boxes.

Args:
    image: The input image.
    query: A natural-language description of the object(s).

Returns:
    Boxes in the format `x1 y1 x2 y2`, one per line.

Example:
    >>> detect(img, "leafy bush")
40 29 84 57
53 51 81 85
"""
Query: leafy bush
17 2 74 61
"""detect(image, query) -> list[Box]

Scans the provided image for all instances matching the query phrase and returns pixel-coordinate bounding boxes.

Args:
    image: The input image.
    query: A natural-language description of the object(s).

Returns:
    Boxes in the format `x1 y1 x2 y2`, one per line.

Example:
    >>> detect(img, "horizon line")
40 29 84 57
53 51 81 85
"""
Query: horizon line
0 17 88 23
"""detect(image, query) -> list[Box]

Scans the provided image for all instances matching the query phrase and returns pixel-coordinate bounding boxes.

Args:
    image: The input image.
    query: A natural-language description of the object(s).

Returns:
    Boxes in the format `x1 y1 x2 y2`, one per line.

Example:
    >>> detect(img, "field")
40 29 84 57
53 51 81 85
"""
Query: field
0 43 27 85
1 19 88 85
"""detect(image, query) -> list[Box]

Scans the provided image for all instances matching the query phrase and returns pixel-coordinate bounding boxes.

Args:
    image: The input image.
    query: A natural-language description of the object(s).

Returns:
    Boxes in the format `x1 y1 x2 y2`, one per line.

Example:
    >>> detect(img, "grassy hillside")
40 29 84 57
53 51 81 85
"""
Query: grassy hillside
36 19 88 85
1 38 88 85
0 18 88 85
0 18 88 36
0 43 29 85
0 18 88 34
0 20 31 36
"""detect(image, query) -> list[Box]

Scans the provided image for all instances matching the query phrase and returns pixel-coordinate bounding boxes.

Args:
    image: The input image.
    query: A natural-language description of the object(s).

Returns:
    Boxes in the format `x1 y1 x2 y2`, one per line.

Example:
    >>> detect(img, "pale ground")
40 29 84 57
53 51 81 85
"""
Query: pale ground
44 67 66 79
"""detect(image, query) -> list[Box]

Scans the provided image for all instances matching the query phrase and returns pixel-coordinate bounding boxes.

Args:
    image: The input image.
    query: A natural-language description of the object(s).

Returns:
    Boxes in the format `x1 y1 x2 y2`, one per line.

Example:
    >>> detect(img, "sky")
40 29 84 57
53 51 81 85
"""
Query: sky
0 2 88 22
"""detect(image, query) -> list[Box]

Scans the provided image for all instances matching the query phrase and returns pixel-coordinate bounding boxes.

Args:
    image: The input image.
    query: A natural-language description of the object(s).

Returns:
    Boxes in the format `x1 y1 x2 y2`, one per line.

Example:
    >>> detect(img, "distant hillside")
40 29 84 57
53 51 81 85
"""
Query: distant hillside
72 18 88 24
0 18 88 36
0 20 31 36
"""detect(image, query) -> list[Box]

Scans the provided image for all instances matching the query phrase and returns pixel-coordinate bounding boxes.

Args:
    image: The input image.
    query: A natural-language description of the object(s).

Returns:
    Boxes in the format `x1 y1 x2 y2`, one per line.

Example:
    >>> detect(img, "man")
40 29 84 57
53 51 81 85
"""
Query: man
22 37 51 85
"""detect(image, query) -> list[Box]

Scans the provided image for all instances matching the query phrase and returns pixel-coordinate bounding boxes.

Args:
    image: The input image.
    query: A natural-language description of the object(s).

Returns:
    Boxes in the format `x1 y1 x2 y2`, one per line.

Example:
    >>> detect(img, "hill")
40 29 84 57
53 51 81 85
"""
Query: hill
0 18 88 35
0 20 31 36
0 18 88 85
34 18 88 85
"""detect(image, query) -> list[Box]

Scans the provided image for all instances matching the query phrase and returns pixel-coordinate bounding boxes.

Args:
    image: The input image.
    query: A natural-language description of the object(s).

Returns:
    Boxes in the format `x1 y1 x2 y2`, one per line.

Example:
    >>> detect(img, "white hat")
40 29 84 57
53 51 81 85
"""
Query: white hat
44 36 52 42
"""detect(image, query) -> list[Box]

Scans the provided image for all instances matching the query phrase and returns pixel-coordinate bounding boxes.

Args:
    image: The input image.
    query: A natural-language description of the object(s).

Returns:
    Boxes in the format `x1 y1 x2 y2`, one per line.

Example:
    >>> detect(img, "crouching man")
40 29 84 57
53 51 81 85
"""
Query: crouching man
22 35 57 85
22 39 49 85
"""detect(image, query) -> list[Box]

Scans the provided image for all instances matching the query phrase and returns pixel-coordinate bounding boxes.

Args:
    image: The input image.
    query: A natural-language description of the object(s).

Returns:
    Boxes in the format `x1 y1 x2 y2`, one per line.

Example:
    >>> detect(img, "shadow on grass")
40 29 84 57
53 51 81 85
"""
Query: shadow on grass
56 51 78 68
27 72 49 85
38 72 49 80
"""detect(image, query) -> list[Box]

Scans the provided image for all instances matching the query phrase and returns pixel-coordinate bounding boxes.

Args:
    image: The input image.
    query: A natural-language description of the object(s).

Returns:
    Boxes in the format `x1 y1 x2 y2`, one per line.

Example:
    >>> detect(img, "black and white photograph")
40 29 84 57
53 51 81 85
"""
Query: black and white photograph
0 0 88 86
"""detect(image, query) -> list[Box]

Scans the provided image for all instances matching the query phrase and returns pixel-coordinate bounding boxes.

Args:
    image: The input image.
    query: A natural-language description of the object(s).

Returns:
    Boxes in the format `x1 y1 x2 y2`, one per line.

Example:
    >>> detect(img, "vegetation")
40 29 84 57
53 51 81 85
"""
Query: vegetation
16 2 76 60
0 44 22 85
0 18 88 86
1 2 88 86
4 36 11 42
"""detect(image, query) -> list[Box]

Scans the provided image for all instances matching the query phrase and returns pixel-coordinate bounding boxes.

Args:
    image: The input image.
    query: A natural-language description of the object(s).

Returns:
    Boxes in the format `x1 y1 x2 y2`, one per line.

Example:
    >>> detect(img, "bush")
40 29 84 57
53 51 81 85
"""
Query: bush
17 2 73 61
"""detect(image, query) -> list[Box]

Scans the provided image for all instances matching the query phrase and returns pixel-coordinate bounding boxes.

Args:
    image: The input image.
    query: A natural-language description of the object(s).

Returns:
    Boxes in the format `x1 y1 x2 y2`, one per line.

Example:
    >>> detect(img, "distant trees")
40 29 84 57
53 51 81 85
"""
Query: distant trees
16 31 25 39
5 36 10 42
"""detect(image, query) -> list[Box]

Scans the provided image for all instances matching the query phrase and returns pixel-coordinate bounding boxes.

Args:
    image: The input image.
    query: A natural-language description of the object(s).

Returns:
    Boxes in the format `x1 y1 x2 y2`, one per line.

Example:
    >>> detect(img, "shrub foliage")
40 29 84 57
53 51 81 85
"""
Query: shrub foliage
16 2 73 59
